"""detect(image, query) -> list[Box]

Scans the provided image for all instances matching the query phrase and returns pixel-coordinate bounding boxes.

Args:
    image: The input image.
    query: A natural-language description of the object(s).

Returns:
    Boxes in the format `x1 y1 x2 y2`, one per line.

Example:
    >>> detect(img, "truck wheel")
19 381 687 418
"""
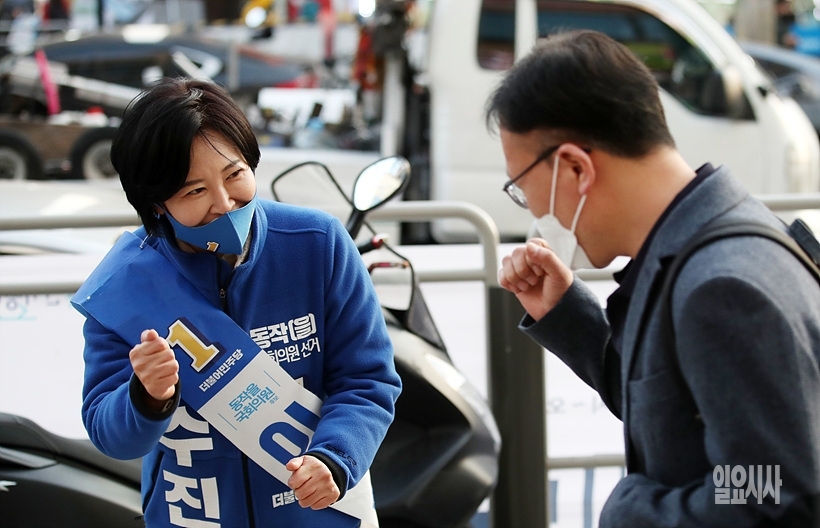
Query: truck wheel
0 129 44 180
69 126 119 180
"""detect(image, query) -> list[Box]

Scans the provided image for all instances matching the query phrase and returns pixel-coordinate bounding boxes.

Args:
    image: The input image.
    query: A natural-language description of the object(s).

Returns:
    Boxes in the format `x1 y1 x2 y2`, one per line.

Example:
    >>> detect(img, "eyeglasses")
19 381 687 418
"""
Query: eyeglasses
502 144 592 209
502 145 561 209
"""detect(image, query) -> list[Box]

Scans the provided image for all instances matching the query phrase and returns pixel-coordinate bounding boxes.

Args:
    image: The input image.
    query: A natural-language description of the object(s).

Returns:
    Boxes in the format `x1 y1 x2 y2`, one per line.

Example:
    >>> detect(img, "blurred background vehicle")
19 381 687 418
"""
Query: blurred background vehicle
0 113 118 180
741 40 820 139
0 26 313 118
398 0 820 244
0 25 315 180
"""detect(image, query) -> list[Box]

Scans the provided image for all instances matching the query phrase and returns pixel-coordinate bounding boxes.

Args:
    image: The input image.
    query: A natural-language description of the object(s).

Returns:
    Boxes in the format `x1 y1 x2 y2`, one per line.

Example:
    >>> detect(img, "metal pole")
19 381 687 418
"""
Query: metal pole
379 51 406 157
487 285 548 528
0 214 139 230
228 40 240 93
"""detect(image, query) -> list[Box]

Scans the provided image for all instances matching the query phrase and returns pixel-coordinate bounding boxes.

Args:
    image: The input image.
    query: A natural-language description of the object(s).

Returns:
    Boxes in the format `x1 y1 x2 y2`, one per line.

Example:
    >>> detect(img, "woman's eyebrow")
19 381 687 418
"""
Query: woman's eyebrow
222 159 243 171
178 178 204 191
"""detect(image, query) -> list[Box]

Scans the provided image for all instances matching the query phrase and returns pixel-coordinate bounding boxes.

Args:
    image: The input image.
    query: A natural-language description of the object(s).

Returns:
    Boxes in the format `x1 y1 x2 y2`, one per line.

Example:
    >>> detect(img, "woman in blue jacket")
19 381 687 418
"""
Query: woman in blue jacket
74 77 402 527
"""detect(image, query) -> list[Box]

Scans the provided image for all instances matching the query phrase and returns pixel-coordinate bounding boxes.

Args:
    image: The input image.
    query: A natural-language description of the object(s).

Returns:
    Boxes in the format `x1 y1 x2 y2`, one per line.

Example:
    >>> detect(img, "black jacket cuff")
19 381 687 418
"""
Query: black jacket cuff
129 373 179 420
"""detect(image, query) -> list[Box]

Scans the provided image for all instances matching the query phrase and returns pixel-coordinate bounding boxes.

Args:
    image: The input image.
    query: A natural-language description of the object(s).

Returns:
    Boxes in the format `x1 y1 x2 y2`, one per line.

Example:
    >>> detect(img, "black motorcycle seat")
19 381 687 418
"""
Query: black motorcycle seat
0 412 141 484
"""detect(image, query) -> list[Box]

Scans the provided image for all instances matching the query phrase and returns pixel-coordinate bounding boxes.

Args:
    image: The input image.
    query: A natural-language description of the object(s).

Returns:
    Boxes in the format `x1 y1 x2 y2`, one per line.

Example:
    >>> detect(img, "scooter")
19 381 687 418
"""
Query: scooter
0 155 500 528
271 155 501 528
0 412 144 527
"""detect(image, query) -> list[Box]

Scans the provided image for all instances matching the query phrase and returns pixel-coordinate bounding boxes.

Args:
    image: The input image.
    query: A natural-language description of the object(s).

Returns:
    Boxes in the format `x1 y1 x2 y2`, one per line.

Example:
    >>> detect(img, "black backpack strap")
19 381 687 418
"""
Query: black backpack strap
659 217 820 378
788 218 820 269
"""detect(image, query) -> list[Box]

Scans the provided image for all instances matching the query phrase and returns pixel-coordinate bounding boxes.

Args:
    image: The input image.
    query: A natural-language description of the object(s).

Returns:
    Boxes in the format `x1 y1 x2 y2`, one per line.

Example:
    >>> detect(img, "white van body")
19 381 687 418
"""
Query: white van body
424 0 820 242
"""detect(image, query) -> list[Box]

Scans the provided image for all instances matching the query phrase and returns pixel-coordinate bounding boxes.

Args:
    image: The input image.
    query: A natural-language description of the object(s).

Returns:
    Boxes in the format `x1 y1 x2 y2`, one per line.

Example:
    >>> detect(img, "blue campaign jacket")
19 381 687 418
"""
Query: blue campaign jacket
78 199 402 527
524 167 820 527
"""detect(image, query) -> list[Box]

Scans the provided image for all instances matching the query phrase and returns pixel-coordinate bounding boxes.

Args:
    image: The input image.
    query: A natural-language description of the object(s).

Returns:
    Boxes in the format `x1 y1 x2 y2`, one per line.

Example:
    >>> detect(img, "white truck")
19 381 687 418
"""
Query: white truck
395 0 820 242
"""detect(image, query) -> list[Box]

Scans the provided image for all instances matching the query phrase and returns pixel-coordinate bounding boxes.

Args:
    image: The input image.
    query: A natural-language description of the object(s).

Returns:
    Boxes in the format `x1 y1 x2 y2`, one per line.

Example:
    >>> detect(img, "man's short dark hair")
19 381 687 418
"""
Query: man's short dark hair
485 29 675 157
111 77 261 235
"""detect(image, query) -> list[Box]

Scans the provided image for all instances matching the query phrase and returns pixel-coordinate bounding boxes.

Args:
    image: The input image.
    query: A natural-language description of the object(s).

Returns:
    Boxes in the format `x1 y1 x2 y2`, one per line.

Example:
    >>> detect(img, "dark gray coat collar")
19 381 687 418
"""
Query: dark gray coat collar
619 166 750 397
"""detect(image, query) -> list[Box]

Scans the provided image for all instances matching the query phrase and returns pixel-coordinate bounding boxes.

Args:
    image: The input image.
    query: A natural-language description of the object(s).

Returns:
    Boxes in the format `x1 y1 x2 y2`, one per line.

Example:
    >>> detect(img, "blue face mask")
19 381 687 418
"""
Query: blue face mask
163 194 258 255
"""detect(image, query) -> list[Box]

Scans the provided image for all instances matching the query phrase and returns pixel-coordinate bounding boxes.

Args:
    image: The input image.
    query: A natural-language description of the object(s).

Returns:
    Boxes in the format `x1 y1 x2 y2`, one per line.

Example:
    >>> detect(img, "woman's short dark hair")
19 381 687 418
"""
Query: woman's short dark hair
111 77 261 235
485 29 675 157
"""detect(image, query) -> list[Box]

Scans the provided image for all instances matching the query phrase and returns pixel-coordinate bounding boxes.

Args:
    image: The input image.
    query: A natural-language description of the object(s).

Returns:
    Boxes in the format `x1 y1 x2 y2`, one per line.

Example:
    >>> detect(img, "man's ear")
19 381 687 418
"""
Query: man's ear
560 144 596 195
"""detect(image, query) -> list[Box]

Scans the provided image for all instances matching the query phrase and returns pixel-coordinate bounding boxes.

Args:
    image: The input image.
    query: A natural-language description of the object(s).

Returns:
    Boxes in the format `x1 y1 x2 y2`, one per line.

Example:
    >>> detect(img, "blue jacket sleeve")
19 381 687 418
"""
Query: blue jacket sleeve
307 217 402 490
81 315 175 460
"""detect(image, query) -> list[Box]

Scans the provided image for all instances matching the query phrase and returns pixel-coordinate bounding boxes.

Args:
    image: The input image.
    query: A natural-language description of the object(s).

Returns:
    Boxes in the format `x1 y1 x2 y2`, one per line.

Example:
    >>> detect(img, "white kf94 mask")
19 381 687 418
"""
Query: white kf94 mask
531 154 594 270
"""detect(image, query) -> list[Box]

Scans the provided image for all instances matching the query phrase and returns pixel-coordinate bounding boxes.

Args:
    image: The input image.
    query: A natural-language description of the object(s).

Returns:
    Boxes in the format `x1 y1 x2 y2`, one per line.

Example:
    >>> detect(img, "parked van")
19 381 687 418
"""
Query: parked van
410 0 820 242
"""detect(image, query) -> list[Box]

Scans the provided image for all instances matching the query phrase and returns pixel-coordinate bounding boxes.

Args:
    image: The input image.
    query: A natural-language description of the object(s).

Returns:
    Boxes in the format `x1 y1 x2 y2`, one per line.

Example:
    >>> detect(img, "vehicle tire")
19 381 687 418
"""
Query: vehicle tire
69 126 119 180
0 129 44 180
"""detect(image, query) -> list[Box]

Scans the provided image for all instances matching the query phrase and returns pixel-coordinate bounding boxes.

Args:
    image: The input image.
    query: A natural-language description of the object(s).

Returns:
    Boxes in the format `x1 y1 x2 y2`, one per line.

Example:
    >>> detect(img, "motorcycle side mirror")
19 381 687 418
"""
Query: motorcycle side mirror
346 156 411 239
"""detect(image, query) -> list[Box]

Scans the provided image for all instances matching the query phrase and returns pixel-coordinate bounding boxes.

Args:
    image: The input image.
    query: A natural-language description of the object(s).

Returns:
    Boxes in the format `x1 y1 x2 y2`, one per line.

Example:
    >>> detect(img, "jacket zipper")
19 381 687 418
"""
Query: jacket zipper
215 256 256 527
219 287 229 313
215 255 233 316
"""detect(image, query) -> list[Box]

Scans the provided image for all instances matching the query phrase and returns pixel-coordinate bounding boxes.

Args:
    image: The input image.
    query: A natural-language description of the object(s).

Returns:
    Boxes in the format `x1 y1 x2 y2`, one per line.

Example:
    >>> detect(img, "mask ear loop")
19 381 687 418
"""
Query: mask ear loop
569 150 589 233
570 194 587 234
549 153 559 216
553 149 587 234
143 203 168 248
